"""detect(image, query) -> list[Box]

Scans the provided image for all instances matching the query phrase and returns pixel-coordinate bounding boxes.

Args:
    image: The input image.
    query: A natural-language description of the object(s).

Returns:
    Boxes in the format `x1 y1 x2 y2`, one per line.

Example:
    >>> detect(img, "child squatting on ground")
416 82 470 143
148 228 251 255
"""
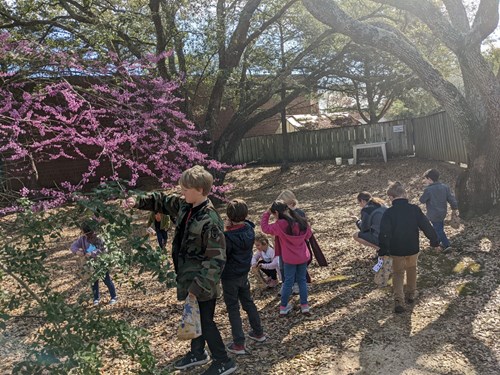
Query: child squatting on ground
261 200 312 316
350 191 387 253
419 168 459 252
146 210 171 249
251 232 279 288
122 165 236 375
221 199 267 355
379 182 440 314
70 220 117 306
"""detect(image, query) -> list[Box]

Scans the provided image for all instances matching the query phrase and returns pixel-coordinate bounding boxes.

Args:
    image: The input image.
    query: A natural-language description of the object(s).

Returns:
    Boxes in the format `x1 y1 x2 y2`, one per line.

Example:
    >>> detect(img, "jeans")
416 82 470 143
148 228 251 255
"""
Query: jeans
191 298 229 363
92 272 116 301
155 229 168 249
281 262 308 307
431 220 450 248
222 275 263 345
392 254 419 305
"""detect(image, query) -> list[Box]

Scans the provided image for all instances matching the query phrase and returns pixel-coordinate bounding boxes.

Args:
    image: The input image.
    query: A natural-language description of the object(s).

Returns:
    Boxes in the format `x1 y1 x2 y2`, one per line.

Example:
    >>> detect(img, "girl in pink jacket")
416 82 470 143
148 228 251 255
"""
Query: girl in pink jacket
261 201 312 316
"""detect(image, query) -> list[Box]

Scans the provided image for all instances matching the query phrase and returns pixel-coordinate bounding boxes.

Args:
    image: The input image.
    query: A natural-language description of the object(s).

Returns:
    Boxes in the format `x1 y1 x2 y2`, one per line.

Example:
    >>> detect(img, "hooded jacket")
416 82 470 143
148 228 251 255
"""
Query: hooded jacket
260 211 312 265
221 220 255 280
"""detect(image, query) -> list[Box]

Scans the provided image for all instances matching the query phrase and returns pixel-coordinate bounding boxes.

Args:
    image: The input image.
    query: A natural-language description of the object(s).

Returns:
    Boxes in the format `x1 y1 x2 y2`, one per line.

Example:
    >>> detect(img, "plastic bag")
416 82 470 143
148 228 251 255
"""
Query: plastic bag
373 256 393 287
450 210 460 229
177 294 202 340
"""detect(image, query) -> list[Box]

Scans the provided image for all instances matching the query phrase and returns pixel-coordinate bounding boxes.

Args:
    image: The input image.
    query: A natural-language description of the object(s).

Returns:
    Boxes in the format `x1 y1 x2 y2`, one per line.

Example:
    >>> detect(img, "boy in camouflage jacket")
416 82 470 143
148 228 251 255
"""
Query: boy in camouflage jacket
124 166 236 375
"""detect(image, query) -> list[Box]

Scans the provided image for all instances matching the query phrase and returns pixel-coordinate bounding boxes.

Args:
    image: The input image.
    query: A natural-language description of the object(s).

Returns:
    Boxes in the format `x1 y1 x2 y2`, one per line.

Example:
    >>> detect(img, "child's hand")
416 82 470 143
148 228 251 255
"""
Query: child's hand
146 227 155 235
76 248 84 256
122 196 136 209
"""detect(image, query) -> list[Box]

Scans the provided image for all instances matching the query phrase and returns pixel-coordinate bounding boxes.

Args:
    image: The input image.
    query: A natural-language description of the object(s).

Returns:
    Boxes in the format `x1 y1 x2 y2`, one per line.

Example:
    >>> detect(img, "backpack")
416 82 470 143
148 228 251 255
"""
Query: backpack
367 206 387 237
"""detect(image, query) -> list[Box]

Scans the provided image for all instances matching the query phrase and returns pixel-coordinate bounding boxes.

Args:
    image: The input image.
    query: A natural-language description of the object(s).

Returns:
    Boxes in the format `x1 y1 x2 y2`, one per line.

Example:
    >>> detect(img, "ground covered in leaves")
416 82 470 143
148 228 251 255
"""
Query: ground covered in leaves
1 157 499 374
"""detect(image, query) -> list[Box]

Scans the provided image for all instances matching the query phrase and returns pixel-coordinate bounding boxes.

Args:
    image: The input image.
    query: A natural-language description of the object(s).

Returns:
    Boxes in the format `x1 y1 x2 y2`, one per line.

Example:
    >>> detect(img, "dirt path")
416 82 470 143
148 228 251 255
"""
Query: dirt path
1 157 499 374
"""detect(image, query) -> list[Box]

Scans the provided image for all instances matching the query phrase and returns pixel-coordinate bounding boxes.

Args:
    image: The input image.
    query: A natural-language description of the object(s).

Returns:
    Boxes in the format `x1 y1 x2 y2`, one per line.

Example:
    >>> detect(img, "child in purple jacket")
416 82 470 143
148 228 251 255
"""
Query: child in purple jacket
70 220 117 306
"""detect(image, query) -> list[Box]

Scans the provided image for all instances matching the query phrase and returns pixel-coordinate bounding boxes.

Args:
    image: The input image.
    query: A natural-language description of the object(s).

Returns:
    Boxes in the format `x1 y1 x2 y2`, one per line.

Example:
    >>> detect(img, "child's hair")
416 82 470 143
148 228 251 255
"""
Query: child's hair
254 232 269 245
424 168 440 182
386 182 406 198
356 191 385 206
277 189 298 208
226 199 248 222
81 219 98 236
270 200 308 234
179 165 213 195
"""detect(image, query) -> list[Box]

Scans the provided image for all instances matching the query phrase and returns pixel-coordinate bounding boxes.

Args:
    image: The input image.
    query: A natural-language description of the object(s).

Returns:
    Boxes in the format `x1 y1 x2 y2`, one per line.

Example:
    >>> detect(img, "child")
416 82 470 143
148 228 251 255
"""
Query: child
350 192 387 251
251 232 279 288
379 182 439 314
123 165 236 375
261 200 312 316
70 220 117 306
419 168 458 251
221 199 267 355
146 210 171 249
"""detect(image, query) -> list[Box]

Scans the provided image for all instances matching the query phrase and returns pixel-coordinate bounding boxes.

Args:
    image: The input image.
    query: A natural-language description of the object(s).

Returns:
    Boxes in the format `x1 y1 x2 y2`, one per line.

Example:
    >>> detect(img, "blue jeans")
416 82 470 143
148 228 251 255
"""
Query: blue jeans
155 229 168 249
281 262 308 307
222 275 263 345
92 272 116 301
431 220 450 248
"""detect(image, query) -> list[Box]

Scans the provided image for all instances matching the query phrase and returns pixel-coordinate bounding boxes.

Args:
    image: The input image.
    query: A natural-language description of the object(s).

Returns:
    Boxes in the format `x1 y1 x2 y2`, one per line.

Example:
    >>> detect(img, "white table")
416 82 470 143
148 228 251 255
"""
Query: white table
352 142 387 164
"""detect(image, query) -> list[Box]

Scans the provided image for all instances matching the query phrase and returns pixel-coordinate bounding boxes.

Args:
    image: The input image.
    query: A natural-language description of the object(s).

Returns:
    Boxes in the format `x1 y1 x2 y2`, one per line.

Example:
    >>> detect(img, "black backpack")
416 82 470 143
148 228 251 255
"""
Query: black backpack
367 206 387 237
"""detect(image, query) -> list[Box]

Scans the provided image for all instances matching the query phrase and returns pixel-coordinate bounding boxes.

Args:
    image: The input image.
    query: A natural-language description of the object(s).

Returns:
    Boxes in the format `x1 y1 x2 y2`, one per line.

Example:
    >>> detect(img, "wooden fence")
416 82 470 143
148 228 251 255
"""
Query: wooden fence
412 111 468 165
230 118 414 164
228 111 468 165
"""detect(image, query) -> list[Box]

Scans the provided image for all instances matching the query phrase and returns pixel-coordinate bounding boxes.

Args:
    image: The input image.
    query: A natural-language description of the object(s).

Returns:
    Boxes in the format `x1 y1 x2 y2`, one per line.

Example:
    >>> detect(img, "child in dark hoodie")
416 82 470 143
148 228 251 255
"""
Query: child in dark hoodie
222 199 267 355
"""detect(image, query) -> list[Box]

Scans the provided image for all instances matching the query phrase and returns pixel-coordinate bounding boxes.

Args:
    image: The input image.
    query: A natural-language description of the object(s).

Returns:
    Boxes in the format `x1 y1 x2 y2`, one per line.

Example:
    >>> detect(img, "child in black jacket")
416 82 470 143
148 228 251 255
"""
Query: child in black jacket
379 182 439 313
221 199 266 355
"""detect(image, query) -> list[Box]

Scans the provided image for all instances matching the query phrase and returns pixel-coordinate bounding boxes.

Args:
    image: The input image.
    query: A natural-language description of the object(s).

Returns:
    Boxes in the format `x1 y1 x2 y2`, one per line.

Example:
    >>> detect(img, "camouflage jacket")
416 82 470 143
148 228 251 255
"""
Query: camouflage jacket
135 192 226 302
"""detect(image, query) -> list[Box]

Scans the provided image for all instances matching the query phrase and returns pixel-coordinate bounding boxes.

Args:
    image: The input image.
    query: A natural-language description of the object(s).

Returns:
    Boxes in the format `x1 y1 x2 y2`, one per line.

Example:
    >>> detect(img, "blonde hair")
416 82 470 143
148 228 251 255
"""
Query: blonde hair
277 189 298 208
179 165 213 196
386 181 406 199
254 232 269 245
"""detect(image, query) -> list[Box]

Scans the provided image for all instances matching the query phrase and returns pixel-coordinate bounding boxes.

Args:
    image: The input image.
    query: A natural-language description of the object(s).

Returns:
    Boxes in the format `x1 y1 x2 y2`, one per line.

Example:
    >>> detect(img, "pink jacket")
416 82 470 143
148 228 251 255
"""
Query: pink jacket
260 211 312 265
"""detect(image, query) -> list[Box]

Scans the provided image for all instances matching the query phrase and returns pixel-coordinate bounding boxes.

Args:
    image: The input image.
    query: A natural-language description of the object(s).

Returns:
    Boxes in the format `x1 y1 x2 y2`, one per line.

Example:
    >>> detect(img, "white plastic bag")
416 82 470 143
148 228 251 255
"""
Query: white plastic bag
177 295 202 340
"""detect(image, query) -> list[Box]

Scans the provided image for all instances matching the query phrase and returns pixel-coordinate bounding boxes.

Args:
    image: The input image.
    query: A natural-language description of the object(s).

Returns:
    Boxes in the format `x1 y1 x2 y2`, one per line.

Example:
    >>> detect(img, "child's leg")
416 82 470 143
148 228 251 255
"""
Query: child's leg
295 262 308 306
194 299 229 362
405 254 419 299
281 263 296 307
239 277 264 336
103 272 117 299
222 277 245 345
92 280 99 301
431 220 450 248
391 256 405 307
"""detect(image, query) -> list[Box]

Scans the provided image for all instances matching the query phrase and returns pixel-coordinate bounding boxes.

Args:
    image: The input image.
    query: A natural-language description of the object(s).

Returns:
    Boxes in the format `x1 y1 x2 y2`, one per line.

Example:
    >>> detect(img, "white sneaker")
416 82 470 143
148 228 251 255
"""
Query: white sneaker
93 299 100 306
109 298 118 305
292 283 299 295
279 303 293 316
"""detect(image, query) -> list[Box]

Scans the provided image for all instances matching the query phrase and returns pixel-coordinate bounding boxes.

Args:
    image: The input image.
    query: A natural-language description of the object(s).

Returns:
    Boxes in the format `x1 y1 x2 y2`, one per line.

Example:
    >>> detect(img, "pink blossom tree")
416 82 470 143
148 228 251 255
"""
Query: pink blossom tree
0 32 230 213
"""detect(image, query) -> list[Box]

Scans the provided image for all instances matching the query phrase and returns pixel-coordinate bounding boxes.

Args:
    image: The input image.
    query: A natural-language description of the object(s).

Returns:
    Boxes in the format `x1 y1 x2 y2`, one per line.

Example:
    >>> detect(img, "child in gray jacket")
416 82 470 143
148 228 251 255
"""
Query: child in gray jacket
419 169 458 251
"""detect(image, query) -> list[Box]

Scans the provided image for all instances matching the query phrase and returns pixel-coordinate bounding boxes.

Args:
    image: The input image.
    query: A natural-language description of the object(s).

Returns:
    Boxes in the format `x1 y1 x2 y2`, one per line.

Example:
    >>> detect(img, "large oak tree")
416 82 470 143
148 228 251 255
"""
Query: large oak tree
303 0 500 217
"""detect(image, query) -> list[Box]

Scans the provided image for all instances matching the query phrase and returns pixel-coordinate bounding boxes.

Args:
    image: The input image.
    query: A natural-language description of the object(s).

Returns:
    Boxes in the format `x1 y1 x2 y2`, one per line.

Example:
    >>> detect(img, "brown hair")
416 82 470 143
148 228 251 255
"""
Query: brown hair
357 191 385 206
254 232 269 245
179 165 213 195
386 181 406 198
424 168 440 182
226 199 248 222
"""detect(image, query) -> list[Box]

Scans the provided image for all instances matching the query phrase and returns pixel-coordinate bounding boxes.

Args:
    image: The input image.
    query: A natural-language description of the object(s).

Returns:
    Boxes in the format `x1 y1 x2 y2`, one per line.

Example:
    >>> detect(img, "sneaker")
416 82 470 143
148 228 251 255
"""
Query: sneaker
300 304 311 315
443 246 453 253
279 303 293 316
109 298 118 305
174 350 210 370
201 358 236 375
292 283 299 295
248 331 267 342
226 342 246 355
394 305 405 314
93 299 100 306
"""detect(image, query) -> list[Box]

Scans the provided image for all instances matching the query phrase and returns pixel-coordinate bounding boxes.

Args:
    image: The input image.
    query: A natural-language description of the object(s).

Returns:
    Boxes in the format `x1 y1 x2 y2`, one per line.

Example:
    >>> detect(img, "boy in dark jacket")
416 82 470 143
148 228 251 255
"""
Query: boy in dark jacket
379 182 439 314
222 199 266 355
419 168 458 251
123 165 236 375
